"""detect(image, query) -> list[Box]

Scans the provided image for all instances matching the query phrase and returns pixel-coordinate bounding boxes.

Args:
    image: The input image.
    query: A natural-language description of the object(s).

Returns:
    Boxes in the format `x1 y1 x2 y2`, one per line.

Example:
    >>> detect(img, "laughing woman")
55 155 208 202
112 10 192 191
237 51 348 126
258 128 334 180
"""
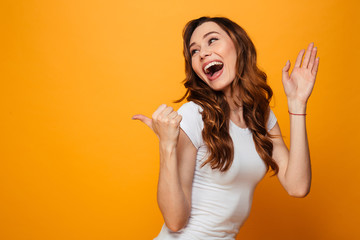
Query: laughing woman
132 16 319 239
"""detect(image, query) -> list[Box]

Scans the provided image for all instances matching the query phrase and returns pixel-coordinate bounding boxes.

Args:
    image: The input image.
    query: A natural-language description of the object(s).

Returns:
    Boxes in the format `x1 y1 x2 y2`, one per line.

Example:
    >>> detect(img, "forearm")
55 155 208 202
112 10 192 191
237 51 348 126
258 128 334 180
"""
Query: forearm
284 101 312 197
157 143 190 231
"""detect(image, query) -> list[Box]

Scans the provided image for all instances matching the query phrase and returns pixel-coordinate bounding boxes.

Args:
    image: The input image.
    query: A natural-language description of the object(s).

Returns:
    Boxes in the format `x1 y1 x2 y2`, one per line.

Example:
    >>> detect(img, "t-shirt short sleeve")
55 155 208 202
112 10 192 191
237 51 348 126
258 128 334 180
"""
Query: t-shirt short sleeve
177 101 204 149
267 108 277 131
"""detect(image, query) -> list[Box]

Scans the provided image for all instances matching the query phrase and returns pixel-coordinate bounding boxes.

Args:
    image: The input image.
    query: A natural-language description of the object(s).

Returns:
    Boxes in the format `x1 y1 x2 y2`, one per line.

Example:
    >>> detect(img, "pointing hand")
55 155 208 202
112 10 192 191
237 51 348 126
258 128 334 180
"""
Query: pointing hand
132 104 182 147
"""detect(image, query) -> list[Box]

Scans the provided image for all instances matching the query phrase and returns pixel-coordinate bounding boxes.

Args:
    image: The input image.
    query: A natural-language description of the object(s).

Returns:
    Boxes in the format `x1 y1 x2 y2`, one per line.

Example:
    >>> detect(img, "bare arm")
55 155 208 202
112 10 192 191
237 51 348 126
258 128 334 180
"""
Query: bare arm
270 42 319 197
269 116 311 197
157 129 197 231
132 104 197 231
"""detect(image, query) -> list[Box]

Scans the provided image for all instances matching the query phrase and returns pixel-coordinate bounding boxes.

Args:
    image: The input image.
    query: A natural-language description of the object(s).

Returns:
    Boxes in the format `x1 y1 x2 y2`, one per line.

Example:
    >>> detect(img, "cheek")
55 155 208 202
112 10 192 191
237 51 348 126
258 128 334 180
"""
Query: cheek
192 61 202 76
219 44 237 67
226 47 237 70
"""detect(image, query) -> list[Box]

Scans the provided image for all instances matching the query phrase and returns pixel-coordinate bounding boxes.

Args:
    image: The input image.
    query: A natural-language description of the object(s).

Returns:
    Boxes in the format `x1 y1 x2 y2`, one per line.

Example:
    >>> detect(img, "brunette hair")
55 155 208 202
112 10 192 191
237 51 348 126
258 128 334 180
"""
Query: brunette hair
175 16 279 175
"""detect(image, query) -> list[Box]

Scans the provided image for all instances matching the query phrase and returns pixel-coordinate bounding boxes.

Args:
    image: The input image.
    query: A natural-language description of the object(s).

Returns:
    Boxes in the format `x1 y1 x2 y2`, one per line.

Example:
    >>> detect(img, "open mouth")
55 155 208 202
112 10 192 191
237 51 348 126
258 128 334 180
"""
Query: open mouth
204 61 224 77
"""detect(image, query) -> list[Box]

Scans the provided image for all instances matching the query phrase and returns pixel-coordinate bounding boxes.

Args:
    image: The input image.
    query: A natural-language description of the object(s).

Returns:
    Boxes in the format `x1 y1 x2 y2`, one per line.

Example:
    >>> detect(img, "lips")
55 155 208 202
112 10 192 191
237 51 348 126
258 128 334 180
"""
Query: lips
202 60 224 74
202 60 224 81
206 67 224 81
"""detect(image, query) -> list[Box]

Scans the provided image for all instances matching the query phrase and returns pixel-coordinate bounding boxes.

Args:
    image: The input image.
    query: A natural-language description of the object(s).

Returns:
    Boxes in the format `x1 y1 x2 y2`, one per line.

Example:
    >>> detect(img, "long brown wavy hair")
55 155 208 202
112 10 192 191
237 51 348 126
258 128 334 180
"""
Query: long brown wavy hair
175 16 279 175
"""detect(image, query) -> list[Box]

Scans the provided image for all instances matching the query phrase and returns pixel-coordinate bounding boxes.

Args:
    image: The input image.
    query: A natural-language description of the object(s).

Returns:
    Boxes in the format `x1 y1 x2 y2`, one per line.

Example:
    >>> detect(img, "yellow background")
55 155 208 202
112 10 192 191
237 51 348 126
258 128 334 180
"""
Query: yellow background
1 0 359 239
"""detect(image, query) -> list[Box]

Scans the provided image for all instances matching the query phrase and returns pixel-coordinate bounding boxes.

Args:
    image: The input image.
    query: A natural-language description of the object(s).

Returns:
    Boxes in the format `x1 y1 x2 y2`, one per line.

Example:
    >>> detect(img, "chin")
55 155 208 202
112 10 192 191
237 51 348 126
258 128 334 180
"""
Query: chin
208 79 231 91
207 84 227 92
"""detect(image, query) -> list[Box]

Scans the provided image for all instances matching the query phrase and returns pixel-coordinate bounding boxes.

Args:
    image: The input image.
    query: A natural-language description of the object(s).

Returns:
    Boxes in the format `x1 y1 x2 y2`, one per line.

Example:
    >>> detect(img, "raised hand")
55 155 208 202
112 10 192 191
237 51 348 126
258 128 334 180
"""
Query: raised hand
282 42 320 106
132 104 182 147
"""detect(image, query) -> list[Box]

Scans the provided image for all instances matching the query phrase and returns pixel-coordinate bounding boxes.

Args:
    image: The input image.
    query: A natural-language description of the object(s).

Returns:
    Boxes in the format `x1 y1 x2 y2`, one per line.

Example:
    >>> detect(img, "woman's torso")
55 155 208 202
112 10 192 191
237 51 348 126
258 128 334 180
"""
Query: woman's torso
154 102 270 239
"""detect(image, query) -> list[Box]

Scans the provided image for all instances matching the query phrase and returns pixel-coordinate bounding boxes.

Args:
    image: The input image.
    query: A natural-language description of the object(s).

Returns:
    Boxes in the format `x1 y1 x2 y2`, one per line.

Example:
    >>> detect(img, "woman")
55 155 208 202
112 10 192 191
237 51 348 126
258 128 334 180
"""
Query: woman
132 16 319 239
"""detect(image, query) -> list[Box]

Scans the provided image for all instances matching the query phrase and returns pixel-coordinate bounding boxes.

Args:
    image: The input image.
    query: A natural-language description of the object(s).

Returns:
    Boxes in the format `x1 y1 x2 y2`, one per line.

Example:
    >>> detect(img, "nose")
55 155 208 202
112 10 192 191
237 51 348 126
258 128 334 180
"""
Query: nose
199 48 211 59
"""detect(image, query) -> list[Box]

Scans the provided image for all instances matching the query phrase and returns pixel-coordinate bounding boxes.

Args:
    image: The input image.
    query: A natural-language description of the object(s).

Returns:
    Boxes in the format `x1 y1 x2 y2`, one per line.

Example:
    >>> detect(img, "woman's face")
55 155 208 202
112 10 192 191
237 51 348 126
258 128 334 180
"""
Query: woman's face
189 21 237 93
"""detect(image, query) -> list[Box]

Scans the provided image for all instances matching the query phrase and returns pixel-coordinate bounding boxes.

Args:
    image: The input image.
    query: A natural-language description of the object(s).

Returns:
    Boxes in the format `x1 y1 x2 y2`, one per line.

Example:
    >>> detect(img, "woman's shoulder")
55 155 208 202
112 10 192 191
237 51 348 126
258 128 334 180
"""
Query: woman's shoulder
178 101 203 113
177 101 204 125
177 101 204 149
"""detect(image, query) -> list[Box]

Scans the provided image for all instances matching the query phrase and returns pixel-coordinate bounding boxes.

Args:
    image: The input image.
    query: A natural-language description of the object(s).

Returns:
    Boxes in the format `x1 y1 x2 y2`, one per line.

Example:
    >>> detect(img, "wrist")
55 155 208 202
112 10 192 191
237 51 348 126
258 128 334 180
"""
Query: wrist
287 99 307 114
159 142 177 167
159 141 177 153
288 110 307 116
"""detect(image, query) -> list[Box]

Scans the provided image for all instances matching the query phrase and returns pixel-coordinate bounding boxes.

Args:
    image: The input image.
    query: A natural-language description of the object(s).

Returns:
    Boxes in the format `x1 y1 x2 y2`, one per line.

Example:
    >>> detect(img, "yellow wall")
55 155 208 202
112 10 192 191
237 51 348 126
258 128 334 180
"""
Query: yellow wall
1 0 359 239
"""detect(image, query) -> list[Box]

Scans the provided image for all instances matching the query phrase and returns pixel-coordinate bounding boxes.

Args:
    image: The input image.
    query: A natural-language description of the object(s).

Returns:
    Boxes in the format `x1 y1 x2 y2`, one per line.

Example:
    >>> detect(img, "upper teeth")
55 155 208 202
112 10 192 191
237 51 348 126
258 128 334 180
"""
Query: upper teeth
204 61 223 73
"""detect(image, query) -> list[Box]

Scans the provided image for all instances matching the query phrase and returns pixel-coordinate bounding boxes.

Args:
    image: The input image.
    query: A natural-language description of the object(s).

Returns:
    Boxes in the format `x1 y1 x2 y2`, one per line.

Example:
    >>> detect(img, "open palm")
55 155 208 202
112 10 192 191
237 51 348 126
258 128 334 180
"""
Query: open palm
282 42 320 104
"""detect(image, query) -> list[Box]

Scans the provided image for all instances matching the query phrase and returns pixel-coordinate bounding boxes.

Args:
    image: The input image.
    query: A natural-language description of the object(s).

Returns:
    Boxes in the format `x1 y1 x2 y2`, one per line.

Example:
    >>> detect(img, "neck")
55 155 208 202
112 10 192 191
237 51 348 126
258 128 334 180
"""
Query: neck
223 87 242 112
231 106 242 112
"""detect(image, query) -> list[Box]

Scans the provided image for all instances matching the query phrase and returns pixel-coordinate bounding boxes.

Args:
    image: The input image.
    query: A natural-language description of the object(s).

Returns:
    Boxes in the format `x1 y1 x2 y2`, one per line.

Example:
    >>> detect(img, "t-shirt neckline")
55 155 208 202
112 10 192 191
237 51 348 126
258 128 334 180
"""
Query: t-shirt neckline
229 119 250 133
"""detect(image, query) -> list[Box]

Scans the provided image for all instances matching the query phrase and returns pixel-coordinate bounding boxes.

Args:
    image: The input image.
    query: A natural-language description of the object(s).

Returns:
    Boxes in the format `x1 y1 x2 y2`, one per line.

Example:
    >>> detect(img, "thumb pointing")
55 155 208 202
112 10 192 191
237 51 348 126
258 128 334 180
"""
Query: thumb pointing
132 114 153 130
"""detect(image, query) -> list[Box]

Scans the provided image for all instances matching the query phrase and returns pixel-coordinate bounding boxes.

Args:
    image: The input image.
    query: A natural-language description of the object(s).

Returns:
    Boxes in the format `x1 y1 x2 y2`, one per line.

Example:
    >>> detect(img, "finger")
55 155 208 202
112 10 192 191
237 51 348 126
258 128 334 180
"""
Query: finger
174 114 182 124
311 57 320 77
159 106 174 119
167 110 178 119
282 60 291 82
308 46 317 70
302 42 314 69
132 114 153 129
152 104 167 120
294 49 305 68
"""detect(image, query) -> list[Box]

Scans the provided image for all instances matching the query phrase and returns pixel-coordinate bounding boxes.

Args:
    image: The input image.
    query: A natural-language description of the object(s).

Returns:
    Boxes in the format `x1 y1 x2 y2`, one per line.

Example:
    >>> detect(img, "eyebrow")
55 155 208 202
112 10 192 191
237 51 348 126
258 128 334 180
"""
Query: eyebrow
189 31 220 49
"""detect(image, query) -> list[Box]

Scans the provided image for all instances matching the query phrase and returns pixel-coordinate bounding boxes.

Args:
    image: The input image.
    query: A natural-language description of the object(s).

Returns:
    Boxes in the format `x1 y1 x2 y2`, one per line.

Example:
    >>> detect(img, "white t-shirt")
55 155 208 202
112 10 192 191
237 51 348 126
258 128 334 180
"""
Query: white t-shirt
154 101 277 240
